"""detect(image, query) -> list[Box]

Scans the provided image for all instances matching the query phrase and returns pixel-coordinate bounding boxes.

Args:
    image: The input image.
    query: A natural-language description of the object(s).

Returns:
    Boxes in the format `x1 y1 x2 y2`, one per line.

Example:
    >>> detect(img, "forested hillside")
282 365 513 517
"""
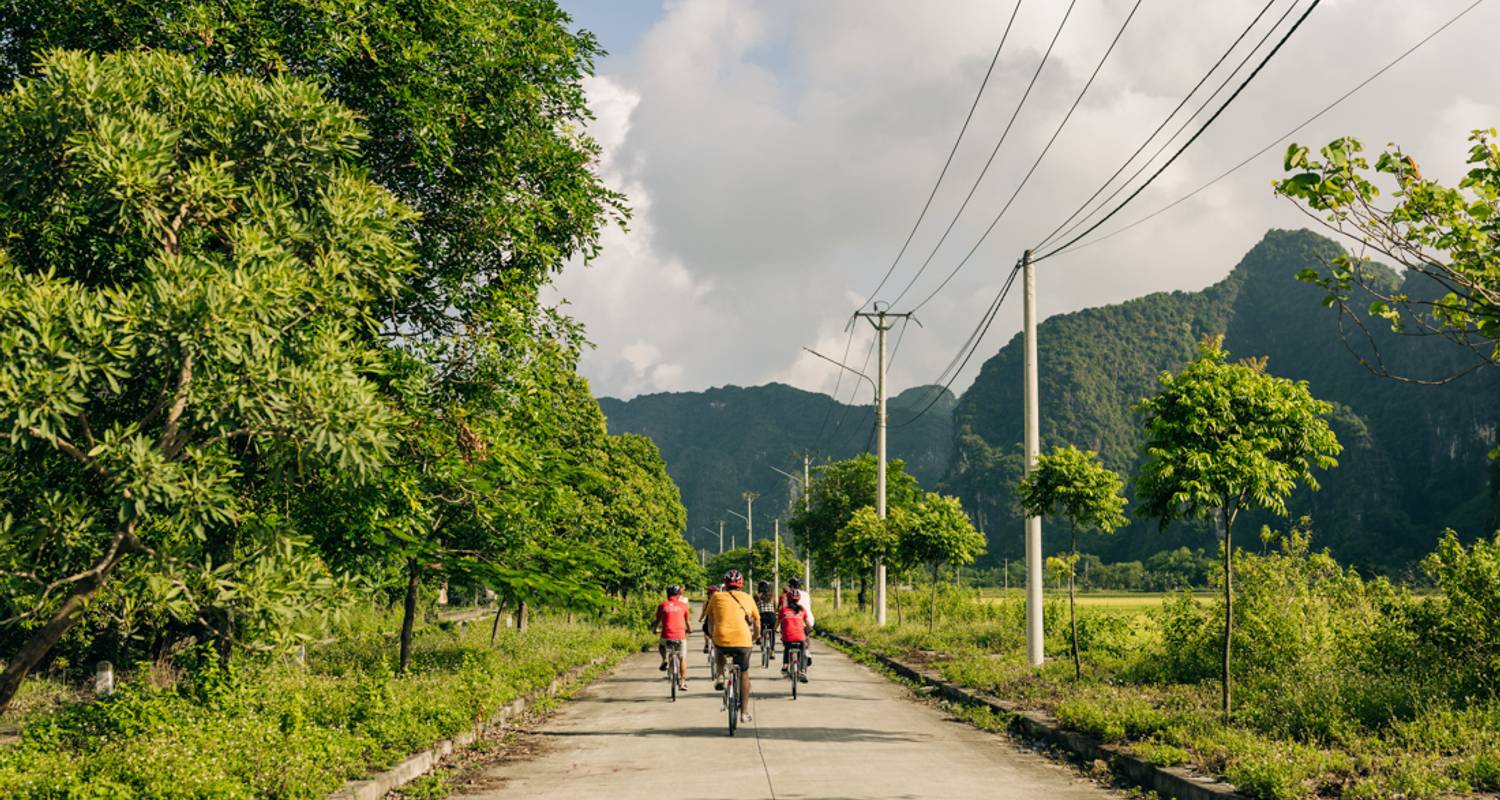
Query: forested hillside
598 383 954 553
946 228 1499 572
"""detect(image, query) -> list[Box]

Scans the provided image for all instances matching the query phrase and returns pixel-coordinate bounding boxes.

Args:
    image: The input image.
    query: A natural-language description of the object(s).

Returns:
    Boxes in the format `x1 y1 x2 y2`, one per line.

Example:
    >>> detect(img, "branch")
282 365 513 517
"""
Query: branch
158 350 195 457
25 426 106 479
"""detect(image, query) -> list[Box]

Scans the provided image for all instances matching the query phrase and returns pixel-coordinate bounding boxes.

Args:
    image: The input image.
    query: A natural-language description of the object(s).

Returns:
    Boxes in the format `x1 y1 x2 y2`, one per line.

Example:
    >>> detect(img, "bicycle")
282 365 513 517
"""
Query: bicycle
785 641 808 699
759 624 775 669
665 641 684 702
722 660 743 736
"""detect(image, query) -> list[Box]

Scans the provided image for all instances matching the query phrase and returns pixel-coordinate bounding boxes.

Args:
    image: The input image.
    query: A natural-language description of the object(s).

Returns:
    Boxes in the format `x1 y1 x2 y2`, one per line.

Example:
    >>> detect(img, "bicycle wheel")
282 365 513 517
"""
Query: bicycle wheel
726 668 738 736
669 652 678 702
761 635 770 669
790 656 798 700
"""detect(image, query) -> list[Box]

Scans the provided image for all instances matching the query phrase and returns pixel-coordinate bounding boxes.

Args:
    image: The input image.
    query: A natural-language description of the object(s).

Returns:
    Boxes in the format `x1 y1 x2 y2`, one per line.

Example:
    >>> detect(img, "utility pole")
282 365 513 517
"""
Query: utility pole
803 451 812 592
1022 249 1044 667
719 521 725 554
854 307 912 627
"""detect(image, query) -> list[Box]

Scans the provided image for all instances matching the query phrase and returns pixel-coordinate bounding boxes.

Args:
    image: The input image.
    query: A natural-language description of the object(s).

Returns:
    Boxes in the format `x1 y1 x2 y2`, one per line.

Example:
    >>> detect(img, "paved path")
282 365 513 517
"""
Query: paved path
459 637 1118 800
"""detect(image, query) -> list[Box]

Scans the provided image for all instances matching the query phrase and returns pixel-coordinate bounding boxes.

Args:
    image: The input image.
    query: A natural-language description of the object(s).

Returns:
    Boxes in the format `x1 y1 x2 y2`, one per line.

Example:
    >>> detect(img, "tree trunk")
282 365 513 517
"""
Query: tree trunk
398 558 420 674
517 601 529 632
490 602 506 646
833 577 842 609
929 563 939 633
0 519 137 715
894 579 903 626
1221 504 1235 718
1070 527 1080 681
858 577 867 613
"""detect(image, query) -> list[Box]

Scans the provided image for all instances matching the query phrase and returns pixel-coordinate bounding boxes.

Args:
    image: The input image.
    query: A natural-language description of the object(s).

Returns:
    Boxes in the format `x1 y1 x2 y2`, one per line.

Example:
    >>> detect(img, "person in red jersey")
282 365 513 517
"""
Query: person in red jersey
655 585 691 690
779 597 811 681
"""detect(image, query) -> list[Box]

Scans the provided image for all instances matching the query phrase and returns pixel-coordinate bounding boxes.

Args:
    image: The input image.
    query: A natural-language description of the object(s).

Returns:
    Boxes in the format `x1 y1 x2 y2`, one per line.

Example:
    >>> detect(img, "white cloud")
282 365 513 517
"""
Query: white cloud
555 0 1500 400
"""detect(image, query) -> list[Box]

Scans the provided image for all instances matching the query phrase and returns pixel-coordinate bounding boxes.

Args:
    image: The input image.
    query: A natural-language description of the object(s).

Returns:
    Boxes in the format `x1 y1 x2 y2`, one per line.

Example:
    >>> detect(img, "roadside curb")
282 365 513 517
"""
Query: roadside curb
328 650 626 800
817 630 1248 800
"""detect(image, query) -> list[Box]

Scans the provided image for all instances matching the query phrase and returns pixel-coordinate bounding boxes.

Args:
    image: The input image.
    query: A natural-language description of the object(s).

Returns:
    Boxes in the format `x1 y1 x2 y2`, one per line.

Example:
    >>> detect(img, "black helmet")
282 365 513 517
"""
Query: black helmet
723 569 744 589
757 579 771 592
788 577 802 589
666 585 682 597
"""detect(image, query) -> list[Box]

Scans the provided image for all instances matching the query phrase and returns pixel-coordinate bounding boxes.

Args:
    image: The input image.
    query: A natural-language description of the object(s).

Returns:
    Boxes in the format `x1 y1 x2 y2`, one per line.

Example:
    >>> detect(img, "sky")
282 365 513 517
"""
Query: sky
549 0 1500 402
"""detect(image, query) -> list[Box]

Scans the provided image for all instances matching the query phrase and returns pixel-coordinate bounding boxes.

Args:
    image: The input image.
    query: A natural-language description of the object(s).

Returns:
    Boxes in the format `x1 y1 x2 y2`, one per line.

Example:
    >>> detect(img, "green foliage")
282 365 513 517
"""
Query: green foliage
1277 131 1500 375
894 494 986 574
704 540 802 587
1017 445 1128 536
0 616 644 798
0 0 628 336
0 48 414 706
1134 336 1342 528
790 453 922 584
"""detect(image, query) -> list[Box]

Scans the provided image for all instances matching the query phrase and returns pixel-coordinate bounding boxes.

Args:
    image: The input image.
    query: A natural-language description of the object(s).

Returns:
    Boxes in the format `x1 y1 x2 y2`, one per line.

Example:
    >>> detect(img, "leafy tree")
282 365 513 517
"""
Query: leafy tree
789 454 920 598
1134 336 1341 715
1276 131 1500 384
0 0 627 337
704 540 802 590
832 507 898 612
0 51 413 711
893 493 986 632
1017 446 1127 678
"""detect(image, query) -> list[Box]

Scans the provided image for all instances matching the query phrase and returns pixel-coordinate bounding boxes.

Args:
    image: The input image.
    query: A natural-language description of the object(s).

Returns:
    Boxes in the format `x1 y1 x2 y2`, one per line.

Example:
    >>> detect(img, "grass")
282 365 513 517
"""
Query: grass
0 610 649 799
817 590 1500 800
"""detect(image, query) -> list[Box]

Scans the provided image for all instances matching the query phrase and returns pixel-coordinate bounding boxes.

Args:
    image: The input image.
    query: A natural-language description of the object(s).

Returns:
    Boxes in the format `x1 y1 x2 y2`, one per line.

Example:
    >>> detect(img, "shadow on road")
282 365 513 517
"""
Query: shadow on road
541 726 927 743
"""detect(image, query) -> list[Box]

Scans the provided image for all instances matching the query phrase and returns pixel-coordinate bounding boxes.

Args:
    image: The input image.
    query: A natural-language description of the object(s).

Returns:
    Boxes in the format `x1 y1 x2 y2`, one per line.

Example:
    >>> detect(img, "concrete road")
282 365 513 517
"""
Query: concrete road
459 637 1119 800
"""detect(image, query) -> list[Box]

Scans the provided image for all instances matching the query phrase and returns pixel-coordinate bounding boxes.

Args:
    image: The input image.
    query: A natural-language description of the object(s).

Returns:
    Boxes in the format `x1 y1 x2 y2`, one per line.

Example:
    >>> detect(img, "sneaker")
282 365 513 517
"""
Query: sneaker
702 645 709 653
714 681 725 691
679 682 689 691
799 674 809 683
658 662 668 671
780 667 790 676
740 713 753 723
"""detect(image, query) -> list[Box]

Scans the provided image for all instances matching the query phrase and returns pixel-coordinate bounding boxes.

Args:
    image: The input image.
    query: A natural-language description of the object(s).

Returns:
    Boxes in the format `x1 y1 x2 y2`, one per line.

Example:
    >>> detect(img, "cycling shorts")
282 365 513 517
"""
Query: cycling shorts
718 646 751 671
759 611 776 629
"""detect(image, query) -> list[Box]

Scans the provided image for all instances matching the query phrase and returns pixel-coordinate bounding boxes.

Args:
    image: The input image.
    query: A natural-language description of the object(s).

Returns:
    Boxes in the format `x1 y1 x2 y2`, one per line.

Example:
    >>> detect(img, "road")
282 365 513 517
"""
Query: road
457 636 1118 800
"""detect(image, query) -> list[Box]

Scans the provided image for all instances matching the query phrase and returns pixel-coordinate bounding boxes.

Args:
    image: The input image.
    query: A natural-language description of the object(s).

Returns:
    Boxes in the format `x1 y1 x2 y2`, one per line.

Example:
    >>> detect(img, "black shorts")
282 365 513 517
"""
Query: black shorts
718 646 752 671
759 611 776 629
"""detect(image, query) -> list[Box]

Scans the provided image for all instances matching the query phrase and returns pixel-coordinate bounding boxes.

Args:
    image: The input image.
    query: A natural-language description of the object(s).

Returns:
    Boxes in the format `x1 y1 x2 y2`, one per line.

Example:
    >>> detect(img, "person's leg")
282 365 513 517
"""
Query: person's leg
740 653 753 721
674 641 688 686
714 650 726 689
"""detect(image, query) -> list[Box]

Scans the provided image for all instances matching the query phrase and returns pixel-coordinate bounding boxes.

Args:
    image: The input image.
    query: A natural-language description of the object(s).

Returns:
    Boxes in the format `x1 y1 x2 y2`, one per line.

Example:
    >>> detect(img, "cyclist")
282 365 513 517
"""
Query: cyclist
780 577 814 628
699 584 719 654
705 569 759 724
754 580 777 653
779 596 811 681
655 585 691 691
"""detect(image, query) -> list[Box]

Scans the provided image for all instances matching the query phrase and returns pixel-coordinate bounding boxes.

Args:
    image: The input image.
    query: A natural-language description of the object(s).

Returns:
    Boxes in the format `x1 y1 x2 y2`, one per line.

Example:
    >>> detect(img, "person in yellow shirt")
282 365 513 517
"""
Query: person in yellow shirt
706 569 759 724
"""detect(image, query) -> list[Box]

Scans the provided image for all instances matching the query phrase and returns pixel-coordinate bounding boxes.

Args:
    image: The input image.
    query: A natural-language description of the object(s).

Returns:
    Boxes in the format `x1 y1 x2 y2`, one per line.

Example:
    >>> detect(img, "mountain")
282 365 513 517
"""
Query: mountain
597 383 955 554
945 228 1500 573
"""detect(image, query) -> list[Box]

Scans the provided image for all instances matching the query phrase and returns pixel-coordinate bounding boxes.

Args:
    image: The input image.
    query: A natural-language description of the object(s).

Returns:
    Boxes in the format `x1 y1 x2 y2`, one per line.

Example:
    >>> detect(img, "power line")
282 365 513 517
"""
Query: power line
1033 0 1324 262
881 0 1080 310
1038 0 1490 259
856 0 1025 311
1032 0 1280 251
905 0 1144 314
1035 0 1303 253
891 262 1024 429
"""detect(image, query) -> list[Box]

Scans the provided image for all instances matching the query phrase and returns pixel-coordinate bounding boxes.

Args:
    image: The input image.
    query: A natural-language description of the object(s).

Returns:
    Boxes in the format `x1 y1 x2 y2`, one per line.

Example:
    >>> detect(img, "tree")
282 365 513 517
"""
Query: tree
1016 446 1127 679
0 0 627 338
893 494 986 632
1133 336 1341 715
0 51 413 711
832 507 898 613
789 454 920 600
704 541 802 590
1275 131 1500 384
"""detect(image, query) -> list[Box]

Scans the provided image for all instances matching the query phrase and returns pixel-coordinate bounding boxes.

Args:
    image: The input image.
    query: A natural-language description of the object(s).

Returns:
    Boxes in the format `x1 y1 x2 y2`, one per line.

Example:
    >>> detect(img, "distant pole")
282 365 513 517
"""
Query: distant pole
719 521 725 554
743 492 758 583
803 451 812 592
1004 558 1009 593
1022 249 1045 667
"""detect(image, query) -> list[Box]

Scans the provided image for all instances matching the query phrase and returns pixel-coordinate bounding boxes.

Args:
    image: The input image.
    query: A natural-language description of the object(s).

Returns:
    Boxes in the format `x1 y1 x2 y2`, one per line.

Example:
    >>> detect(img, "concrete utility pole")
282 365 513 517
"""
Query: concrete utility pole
854 307 912 627
1022 249 1044 667
702 526 721 556
803 451 812 591
743 492 757 581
